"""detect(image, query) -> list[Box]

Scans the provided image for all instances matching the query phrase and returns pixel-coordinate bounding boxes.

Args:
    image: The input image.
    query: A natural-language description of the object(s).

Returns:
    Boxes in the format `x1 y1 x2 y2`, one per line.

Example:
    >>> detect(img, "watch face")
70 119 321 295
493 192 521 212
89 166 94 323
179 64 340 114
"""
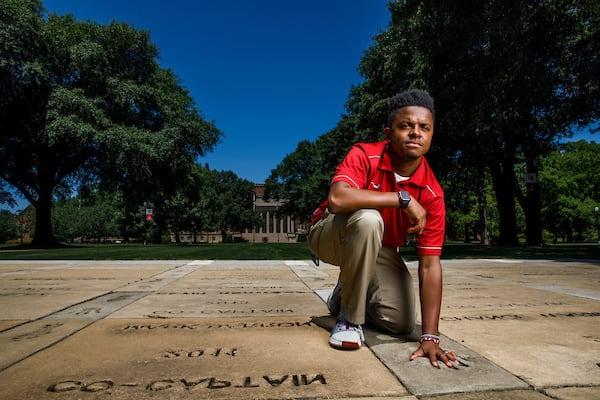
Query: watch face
398 191 411 208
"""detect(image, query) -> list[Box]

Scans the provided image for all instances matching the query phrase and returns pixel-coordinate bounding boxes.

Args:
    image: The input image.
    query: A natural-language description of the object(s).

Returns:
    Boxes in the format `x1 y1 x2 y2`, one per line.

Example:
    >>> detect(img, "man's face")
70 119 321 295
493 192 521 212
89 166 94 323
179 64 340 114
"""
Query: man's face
384 106 434 161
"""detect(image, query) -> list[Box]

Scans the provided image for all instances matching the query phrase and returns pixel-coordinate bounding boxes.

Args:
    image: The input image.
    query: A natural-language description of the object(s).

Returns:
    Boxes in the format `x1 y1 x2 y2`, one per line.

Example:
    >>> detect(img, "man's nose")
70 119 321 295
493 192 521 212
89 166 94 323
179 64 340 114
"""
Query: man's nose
409 127 420 137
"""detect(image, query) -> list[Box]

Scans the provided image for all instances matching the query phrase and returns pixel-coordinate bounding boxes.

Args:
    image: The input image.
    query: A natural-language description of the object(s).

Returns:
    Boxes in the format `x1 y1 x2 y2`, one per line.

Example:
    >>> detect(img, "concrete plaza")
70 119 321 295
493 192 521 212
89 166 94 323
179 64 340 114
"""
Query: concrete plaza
0 258 598 399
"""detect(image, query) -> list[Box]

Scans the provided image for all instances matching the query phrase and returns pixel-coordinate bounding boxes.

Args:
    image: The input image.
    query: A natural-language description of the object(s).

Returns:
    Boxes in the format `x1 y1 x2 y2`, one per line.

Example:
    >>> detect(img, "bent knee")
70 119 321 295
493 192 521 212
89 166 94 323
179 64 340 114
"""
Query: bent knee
347 209 384 233
368 305 415 335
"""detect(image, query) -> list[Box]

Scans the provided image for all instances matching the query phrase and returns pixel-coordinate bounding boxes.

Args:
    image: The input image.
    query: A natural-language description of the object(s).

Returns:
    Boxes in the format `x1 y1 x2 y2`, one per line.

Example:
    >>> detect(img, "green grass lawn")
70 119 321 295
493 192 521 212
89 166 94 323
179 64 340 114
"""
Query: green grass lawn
0 242 598 261
0 242 312 260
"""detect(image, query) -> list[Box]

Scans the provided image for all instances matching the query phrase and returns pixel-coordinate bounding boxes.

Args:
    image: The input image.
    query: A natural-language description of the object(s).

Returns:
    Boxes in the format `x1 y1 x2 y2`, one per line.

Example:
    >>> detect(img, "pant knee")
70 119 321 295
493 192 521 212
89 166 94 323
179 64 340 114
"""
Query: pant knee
368 304 415 335
346 209 383 235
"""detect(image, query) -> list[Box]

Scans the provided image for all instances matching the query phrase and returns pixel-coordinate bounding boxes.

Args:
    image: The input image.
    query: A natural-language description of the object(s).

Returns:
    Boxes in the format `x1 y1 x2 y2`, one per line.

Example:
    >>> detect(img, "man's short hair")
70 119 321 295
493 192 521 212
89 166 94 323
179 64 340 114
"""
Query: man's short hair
387 89 435 126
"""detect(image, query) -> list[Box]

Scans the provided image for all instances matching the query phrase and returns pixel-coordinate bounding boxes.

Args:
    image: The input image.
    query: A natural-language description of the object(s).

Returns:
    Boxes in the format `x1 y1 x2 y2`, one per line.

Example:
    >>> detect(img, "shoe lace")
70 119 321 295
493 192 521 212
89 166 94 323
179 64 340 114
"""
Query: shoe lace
336 317 362 333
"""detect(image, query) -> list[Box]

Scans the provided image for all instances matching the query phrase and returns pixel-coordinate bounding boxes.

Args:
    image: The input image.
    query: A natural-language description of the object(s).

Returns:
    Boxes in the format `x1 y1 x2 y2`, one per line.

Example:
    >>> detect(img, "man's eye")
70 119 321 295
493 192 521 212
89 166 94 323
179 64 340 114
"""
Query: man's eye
399 123 409 128
421 125 430 131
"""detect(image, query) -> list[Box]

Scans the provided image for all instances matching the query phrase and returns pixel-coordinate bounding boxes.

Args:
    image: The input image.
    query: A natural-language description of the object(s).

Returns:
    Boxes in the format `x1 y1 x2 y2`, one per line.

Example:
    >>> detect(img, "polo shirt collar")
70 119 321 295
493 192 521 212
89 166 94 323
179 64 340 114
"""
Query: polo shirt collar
377 142 428 188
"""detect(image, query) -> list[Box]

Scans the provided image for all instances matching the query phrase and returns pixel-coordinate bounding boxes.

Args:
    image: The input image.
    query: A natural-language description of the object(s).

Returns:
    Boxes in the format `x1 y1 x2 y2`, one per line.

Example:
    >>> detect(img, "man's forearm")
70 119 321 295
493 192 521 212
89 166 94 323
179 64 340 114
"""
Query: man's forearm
418 255 442 335
328 182 399 214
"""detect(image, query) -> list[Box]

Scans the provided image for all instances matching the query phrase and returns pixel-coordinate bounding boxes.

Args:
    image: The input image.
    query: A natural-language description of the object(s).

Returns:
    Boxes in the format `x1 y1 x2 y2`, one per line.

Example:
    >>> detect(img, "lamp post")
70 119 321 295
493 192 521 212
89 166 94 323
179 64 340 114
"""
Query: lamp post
595 206 600 244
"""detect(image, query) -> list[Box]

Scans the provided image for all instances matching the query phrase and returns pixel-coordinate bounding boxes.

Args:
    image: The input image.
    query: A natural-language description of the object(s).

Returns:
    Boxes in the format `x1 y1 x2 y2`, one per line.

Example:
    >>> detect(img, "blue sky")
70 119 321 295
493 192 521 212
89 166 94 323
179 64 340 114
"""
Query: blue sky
4 1 597 211
44 0 391 183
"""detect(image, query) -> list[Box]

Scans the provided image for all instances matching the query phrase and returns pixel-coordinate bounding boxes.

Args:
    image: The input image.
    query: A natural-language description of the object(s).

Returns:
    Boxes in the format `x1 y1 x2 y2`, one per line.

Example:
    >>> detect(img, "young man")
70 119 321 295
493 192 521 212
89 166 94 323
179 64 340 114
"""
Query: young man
308 89 457 368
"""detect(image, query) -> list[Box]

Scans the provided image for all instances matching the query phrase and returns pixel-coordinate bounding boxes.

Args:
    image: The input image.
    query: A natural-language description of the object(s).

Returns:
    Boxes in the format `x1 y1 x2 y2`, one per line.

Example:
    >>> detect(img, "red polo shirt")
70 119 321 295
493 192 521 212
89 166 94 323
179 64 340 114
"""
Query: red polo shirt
331 141 445 256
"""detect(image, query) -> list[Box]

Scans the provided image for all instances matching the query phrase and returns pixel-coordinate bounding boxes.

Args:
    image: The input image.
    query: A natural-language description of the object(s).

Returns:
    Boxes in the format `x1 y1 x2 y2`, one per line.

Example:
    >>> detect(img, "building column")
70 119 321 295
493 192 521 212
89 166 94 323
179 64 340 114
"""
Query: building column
266 211 270 234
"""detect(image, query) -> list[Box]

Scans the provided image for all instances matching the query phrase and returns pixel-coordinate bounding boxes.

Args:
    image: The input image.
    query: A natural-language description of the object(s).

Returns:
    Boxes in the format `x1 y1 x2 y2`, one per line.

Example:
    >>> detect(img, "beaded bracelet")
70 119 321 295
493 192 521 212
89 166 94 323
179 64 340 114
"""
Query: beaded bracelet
419 334 440 344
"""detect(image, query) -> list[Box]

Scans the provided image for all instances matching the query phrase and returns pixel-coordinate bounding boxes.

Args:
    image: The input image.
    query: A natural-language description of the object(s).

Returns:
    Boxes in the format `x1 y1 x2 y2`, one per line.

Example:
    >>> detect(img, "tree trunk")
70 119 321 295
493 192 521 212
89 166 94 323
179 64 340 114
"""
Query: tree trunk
32 187 57 247
489 161 519 246
476 168 489 244
154 219 163 244
523 156 543 246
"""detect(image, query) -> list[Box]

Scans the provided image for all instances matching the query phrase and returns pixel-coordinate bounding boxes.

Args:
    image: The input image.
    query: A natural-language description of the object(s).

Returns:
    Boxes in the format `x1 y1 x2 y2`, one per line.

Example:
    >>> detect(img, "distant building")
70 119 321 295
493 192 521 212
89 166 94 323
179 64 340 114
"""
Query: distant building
240 184 306 243
170 184 307 243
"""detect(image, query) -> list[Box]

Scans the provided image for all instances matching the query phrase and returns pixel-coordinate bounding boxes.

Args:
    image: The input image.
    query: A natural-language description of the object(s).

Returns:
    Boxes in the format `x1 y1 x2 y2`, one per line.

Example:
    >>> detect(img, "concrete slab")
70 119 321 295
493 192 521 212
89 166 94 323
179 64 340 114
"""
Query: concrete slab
0 319 88 371
0 318 410 400
543 386 600 400
1 258 598 399
419 389 552 399
46 291 148 320
288 263 337 290
439 314 600 387
362 326 529 396
0 320 23 331
441 284 594 316
209 260 293 269
0 289 149 371
437 267 600 389
0 290 114 320
0 263 193 319
328 397 417 400
524 283 600 300
107 290 328 319
446 261 600 293
113 262 211 291
311 262 600 395
0 268 164 283
159 267 310 290
315 288 333 304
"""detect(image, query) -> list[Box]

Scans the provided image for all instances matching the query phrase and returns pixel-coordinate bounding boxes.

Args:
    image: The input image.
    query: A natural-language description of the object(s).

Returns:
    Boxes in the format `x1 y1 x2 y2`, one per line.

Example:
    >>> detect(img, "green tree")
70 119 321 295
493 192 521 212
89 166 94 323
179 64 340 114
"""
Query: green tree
52 198 81 243
539 140 600 242
0 182 15 207
207 168 260 242
53 192 120 243
0 209 17 243
270 0 599 246
0 1 220 246
349 0 600 245
265 140 330 220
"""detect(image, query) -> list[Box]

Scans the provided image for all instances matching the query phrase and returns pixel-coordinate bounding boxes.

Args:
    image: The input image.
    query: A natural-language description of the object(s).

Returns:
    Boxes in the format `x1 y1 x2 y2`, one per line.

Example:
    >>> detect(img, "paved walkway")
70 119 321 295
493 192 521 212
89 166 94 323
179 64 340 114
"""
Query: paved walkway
0 258 598 399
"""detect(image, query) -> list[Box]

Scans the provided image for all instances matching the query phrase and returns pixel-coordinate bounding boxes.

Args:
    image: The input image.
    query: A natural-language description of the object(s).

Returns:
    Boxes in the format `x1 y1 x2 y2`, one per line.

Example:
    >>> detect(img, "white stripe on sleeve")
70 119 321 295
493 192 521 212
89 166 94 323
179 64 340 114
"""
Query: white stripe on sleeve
332 174 360 189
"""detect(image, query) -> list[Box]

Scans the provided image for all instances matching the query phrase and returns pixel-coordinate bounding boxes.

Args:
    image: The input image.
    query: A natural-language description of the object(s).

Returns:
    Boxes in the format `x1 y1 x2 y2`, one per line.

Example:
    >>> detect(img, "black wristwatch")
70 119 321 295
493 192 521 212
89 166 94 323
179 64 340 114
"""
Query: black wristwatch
397 190 411 209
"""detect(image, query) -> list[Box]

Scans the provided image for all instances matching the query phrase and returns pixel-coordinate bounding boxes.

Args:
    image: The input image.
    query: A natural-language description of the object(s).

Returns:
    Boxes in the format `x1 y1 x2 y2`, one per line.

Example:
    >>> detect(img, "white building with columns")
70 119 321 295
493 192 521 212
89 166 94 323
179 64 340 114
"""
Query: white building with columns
169 184 307 243
240 184 307 243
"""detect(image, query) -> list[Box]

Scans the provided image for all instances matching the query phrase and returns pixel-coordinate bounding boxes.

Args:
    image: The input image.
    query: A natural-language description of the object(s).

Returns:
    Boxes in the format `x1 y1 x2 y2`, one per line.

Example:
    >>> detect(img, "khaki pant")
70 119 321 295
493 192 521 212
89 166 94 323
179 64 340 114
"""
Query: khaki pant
308 209 415 334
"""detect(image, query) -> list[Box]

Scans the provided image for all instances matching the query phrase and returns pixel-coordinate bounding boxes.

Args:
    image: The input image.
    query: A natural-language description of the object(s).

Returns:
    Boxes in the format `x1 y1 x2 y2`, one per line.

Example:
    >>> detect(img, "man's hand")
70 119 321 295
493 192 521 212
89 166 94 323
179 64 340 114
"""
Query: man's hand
410 340 458 368
403 197 426 234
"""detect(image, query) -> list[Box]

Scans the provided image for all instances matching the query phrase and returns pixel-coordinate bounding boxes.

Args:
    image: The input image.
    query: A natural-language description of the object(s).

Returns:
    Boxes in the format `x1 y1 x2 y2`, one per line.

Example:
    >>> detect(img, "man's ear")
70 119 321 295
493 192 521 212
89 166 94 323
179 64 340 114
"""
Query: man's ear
383 126 390 139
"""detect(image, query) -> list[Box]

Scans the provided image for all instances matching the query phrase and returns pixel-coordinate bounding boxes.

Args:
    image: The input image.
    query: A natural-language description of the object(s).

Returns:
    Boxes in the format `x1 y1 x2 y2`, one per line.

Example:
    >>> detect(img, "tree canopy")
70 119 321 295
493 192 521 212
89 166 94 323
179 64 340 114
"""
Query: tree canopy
0 0 221 246
540 140 600 242
267 0 600 245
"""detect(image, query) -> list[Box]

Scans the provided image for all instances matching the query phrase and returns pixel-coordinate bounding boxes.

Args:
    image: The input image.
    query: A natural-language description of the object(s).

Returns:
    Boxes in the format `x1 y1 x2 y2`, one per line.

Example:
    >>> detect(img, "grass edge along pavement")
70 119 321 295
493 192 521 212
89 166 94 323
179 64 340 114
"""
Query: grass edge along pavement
0 242 598 260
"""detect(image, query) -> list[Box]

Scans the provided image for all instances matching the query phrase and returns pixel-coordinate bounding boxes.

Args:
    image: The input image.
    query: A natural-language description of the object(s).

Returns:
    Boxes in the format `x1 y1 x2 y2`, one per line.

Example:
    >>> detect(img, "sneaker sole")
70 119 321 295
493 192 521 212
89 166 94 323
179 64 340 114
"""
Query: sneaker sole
329 337 361 350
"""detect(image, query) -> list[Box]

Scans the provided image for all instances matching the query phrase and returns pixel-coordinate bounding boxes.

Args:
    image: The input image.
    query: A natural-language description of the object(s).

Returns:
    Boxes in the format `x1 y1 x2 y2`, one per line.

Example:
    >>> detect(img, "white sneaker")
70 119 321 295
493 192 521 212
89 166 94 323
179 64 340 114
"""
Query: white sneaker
327 279 342 316
329 315 364 350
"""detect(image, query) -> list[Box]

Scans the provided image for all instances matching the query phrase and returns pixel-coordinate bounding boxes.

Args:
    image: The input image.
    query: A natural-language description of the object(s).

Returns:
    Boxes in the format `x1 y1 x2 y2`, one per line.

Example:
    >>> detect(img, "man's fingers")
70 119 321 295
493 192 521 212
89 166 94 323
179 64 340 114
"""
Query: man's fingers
446 351 458 362
409 348 424 361
429 352 439 368
407 220 425 234
439 351 453 368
